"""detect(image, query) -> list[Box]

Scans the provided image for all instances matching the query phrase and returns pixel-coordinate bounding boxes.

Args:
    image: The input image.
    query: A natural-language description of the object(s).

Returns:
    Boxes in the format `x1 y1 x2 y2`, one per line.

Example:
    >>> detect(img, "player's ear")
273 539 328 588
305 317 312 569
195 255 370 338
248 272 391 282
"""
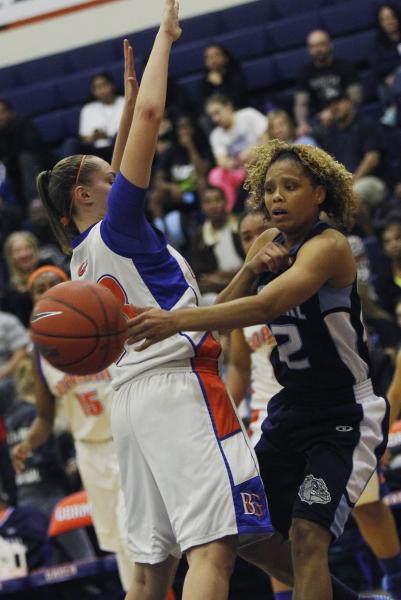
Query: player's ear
74 185 91 205
314 185 326 206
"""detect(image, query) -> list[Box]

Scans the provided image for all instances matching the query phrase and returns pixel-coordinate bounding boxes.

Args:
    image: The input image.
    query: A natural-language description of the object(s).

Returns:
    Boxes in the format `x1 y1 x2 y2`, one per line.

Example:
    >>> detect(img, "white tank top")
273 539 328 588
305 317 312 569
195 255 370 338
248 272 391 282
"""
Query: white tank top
242 324 282 411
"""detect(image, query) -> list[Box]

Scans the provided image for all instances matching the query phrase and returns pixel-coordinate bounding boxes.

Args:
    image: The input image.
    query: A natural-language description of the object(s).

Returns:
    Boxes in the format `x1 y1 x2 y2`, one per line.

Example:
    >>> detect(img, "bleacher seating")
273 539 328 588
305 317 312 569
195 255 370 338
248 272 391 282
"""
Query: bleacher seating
0 0 381 146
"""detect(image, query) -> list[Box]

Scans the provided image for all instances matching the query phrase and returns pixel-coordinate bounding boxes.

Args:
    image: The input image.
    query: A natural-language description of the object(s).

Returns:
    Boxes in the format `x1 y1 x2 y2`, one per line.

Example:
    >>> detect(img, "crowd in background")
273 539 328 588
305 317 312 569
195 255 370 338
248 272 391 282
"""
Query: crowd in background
2 1 401 595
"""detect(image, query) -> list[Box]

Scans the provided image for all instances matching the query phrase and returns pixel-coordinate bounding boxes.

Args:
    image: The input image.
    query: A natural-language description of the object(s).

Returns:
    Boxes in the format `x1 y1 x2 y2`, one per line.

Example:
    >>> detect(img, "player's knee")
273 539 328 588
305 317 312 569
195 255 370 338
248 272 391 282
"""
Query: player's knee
290 519 330 564
353 499 382 521
186 535 237 576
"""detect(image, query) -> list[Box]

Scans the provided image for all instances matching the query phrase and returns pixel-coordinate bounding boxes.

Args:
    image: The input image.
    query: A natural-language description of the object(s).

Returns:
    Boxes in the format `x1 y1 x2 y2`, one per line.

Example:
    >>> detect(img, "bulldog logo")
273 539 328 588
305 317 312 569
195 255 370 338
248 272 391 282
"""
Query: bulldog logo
298 474 331 505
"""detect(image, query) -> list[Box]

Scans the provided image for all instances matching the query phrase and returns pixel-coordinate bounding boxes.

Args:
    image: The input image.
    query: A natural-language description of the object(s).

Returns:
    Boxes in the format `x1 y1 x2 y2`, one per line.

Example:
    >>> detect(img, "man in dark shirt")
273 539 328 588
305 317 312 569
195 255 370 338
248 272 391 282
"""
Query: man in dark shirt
294 30 363 134
0 100 48 206
321 93 386 181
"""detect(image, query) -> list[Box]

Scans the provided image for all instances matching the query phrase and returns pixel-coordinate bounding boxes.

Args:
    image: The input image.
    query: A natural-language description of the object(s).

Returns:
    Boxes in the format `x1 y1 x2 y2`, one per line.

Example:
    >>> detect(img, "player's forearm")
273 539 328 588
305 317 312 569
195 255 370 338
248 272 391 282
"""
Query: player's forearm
176 294 268 332
111 103 135 173
134 30 173 121
25 416 54 451
215 263 257 305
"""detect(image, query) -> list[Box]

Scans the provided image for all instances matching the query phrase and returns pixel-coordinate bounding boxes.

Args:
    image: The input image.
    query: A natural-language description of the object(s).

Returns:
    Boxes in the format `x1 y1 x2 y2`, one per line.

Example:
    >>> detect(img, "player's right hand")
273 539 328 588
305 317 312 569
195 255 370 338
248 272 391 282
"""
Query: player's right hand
247 241 292 274
160 0 182 42
12 441 32 475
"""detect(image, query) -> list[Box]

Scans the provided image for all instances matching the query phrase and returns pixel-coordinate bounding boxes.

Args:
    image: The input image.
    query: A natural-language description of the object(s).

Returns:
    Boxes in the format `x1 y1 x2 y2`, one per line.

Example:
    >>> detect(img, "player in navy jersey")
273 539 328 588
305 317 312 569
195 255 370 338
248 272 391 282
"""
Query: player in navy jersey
126 140 389 600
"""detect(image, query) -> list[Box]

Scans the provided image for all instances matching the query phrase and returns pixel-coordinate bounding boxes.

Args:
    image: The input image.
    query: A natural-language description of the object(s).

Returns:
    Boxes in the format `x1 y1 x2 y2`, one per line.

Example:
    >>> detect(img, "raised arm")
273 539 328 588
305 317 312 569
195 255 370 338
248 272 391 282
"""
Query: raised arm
111 39 139 173
12 356 55 475
120 0 181 188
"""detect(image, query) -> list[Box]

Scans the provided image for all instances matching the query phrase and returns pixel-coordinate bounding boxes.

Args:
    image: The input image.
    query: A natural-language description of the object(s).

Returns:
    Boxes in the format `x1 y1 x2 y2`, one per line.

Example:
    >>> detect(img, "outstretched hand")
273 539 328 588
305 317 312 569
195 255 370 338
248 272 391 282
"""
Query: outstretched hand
126 307 178 350
161 0 182 42
123 39 138 107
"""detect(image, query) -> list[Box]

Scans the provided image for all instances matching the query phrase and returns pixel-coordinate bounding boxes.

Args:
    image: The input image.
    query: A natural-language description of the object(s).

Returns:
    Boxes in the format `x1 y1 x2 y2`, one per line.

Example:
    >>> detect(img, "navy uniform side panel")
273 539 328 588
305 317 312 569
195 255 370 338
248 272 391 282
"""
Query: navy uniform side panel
257 222 370 395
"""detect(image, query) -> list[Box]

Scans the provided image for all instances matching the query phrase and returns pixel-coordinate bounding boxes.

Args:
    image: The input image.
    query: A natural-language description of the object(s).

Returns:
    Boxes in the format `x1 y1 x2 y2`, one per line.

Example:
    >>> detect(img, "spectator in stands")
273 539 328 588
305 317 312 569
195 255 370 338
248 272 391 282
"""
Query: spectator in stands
150 113 213 253
294 29 363 136
320 93 386 191
6 395 95 564
189 186 243 303
265 109 318 146
0 480 48 572
0 100 48 207
371 3 401 127
206 94 267 211
200 43 248 110
376 219 401 315
0 309 29 415
78 72 124 162
22 198 67 270
1 231 40 328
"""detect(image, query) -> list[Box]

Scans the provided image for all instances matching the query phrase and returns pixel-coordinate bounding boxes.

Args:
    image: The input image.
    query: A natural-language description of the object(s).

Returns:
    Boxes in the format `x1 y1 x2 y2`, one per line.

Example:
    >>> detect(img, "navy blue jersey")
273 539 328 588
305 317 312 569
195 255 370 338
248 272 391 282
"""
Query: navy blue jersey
257 222 370 395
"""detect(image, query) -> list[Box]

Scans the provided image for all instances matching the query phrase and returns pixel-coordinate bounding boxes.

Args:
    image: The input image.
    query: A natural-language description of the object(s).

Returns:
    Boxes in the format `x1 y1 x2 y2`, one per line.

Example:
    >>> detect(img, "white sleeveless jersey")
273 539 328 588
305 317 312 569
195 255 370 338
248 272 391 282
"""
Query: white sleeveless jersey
243 324 282 411
70 173 216 390
39 356 114 442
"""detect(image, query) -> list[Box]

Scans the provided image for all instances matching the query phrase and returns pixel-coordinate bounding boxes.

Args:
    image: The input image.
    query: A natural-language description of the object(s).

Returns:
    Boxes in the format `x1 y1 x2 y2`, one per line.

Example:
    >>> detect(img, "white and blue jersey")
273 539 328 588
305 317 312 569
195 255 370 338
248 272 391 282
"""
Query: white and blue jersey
257 221 371 396
70 172 273 560
70 172 212 390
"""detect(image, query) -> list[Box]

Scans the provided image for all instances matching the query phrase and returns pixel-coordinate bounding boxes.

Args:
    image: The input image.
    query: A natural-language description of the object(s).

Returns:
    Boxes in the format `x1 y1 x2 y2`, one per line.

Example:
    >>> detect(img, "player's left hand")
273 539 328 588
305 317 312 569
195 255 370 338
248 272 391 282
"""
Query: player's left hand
126 308 178 349
123 39 138 108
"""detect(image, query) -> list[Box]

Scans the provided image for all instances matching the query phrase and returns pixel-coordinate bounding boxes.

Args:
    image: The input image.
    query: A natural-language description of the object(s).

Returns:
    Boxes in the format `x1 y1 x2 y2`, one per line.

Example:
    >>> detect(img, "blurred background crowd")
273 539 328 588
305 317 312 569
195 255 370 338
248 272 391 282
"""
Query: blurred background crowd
3 0 401 598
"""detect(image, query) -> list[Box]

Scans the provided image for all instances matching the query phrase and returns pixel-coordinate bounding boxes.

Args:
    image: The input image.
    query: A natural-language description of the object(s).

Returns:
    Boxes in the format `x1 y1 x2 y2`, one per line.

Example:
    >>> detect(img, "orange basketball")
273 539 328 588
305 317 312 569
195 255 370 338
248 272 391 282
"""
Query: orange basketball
30 280 127 375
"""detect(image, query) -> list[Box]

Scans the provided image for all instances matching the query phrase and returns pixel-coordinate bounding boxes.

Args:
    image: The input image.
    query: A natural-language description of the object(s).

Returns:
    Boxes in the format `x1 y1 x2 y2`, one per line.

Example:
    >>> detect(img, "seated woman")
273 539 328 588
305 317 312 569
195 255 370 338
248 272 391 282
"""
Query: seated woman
79 72 125 161
200 43 248 110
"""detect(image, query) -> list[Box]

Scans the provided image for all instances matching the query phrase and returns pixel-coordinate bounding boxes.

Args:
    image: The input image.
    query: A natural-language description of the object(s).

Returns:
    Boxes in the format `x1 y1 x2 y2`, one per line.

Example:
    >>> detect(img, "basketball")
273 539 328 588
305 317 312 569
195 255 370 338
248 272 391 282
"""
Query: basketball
30 280 127 375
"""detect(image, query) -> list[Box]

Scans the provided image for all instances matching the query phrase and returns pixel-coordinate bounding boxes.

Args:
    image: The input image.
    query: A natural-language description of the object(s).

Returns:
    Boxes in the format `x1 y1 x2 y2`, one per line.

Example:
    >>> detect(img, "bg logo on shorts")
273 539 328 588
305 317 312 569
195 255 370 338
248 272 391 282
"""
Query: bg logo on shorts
298 474 331 505
240 492 264 517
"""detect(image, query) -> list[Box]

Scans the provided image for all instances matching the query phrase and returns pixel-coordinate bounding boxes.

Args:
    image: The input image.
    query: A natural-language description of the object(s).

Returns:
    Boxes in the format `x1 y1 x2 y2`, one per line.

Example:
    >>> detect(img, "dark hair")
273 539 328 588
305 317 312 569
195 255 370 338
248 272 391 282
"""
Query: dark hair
204 43 240 71
201 185 227 201
237 208 267 231
205 93 234 111
36 155 100 254
89 72 118 101
376 3 401 41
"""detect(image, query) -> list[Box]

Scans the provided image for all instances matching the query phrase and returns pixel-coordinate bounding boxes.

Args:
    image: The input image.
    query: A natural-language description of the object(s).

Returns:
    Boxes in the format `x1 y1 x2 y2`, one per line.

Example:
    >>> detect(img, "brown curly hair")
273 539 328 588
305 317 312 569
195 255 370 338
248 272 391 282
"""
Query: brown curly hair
244 140 357 230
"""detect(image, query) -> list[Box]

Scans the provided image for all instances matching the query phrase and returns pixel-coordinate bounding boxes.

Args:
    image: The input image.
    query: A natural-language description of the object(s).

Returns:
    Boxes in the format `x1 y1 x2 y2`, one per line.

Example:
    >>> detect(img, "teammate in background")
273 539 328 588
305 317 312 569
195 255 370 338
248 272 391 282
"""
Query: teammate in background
35 4 278 600
229 210 401 600
126 140 390 600
12 263 134 591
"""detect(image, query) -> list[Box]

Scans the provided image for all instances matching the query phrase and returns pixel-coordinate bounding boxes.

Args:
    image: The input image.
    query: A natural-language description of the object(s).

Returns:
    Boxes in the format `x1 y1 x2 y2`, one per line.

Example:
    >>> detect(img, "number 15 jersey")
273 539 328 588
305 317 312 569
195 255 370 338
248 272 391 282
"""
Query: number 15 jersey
257 222 371 395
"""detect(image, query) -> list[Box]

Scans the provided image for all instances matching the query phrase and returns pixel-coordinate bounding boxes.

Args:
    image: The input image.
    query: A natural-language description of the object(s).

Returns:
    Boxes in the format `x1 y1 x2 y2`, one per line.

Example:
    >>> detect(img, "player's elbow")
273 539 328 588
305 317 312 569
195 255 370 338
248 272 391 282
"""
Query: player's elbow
135 100 164 124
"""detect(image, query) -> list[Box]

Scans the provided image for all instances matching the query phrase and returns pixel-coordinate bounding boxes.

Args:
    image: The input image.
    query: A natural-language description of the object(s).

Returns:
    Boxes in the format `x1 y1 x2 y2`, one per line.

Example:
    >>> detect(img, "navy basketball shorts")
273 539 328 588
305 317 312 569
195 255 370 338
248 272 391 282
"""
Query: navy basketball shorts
255 379 389 539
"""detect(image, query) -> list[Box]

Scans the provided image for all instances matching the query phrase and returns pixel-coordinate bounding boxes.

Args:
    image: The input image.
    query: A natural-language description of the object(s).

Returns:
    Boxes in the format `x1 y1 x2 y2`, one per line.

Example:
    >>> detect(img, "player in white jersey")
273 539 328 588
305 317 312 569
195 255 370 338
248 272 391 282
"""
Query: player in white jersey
12 265 133 591
35 5 279 600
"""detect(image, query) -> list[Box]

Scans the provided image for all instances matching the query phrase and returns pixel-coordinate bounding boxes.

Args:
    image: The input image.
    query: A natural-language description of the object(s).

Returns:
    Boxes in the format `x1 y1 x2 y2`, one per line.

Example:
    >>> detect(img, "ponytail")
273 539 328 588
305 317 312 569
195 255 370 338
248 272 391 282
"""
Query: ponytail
36 170 73 255
36 155 99 255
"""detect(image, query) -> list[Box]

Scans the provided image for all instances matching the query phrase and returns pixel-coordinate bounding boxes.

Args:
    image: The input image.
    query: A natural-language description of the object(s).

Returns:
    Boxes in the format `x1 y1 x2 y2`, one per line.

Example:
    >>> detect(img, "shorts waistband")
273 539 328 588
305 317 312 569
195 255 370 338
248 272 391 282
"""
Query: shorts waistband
353 378 374 402
131 357 219 382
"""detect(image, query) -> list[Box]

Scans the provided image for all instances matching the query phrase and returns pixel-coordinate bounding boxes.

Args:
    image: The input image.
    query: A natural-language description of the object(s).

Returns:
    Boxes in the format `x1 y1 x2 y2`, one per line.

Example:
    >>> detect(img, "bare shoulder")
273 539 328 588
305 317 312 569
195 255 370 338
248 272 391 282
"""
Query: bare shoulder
298 227 355 285
302 227 352 256
245 227 280 262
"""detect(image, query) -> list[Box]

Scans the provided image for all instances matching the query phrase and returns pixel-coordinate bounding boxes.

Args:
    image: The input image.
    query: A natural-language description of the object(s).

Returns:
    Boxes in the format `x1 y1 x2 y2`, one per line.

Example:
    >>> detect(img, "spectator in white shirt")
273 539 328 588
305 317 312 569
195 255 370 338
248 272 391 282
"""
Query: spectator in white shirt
78 72 125 161
206 94 267 211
